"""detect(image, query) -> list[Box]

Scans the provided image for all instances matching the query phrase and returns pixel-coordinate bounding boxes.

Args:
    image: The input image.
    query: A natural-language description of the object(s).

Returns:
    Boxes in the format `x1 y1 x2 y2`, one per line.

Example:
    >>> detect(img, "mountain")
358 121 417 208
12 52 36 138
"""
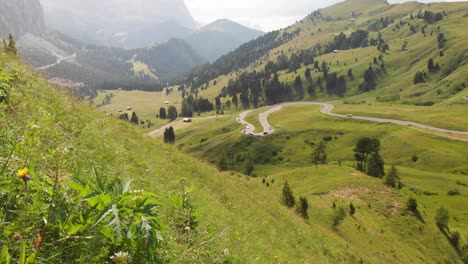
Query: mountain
0 0 46 38
40 0 199 49
18 33 206 92
185 0 468 107
185 19 264 62
0 0 205 94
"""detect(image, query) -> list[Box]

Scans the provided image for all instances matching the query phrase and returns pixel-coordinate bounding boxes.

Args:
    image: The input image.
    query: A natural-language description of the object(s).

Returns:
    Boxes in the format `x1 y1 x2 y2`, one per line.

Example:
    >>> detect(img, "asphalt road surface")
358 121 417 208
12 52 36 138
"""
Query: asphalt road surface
237 102 468 137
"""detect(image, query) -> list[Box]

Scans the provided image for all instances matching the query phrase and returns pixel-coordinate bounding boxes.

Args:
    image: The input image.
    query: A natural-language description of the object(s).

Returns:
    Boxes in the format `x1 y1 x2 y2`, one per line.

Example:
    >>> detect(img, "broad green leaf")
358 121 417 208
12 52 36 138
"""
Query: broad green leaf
86 194 112 210
100 225 114 242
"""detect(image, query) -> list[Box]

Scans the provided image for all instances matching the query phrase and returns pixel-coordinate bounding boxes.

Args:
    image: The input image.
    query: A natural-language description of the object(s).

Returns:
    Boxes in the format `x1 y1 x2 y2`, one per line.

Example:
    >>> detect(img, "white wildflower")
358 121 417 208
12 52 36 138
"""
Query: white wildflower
110 251 130 264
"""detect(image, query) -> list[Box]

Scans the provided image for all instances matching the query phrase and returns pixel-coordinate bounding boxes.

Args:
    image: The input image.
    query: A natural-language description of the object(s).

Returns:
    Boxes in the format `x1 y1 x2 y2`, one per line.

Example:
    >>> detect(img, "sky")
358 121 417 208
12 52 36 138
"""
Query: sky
184 0 466 31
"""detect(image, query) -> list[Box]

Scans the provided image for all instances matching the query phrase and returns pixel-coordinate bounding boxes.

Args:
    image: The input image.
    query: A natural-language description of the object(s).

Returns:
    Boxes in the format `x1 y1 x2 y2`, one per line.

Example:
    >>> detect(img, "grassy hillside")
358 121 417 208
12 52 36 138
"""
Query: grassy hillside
3 36 467 263
4 0 468 263
179 0 467 129
172 103 468 263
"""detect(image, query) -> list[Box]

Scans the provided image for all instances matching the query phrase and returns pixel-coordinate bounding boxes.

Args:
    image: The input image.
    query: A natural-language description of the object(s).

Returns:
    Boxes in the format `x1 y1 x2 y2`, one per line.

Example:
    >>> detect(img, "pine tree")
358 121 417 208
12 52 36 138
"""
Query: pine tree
294 76 304 99
331 206 347 227
349 202 356 216
435 206 449 229
385 165 401 188
282 182 296 208
163 128 169 143
167 127 175 144
159 107 167 119
217 154 228 171
312 141 327 165
305 68 312 81
354 138 381 172
366 152 385 178
296 196 309 219
130 112 139 124
427 58 435 72
406 197 418 213
7 34 17 55
167 106 178 121
232 94 239 109
243 159 254 176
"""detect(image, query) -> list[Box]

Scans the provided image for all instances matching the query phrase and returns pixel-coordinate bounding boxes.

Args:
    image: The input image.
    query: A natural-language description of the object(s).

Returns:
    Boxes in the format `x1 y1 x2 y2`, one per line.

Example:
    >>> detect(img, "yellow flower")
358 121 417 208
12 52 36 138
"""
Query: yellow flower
17 168 28 177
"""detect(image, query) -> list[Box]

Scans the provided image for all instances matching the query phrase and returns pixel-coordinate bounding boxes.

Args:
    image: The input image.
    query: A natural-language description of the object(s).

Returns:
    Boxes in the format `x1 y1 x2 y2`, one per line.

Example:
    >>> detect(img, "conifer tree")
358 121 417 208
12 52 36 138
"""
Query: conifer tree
385 166 401 188
366 152 385 178
296 196 309 219
282 182 296 208
312 141 327 165
7 34 17 55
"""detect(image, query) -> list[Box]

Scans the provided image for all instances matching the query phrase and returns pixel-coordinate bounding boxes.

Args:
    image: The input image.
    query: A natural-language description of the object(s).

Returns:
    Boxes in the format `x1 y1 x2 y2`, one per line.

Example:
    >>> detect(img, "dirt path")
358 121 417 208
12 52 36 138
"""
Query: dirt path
237 102 468 137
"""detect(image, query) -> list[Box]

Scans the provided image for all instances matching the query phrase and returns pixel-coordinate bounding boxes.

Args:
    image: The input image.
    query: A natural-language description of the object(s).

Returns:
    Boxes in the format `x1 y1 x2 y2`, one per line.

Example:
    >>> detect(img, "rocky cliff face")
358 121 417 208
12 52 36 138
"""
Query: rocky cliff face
0 0 46 38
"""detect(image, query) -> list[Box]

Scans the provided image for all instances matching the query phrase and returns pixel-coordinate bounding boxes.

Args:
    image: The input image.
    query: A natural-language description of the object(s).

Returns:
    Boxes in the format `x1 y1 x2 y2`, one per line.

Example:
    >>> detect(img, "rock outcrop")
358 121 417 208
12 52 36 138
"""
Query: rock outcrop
0 0 46 38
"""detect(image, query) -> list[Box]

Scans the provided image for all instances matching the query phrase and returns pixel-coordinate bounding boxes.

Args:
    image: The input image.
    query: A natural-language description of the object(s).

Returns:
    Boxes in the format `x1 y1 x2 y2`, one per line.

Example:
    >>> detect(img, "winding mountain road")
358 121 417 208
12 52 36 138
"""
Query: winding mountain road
237 102 468 137
36 53 77 71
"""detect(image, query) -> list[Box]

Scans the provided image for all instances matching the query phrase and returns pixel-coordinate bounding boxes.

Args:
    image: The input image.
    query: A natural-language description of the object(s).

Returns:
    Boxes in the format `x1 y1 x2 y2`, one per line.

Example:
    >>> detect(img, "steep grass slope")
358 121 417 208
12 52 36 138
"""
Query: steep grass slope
2 42 467 263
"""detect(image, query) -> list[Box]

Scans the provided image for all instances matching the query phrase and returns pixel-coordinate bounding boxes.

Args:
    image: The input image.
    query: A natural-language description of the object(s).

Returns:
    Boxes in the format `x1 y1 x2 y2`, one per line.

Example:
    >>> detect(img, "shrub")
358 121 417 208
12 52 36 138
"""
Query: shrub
435 206 449 229
456 180 467 187
447 189 461 196
406 197 418 213
411 154 419 162
413 71 426 84
450 231 460 249
331 206 347 227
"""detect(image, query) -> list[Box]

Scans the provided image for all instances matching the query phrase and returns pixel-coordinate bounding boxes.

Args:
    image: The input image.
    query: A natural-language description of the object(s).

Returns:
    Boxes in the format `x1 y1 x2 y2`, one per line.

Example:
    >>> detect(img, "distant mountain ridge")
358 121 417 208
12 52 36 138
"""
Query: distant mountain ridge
185 19 264 62
40 0 199 49
0 0 206 94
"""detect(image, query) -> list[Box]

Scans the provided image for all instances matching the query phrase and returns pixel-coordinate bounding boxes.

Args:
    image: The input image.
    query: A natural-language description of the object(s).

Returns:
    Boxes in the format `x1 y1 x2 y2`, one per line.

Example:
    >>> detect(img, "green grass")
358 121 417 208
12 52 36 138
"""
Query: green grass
5 0 468 262
333 99 468 131
129 57 159 80
174 103 467 261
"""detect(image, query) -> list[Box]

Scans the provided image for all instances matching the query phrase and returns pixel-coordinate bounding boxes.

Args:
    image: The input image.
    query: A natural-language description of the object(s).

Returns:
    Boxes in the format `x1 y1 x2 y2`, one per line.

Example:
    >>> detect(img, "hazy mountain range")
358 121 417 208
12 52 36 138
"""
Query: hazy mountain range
40 0 199 49
0 0 264 92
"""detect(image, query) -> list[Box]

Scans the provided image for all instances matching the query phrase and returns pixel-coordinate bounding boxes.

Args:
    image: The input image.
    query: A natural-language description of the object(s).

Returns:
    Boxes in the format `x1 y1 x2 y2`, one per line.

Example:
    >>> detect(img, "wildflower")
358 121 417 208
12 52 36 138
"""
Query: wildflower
34 233 42 250
223 248 230 255
17 168 31 182
13 234 22 241
110 251 130 264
